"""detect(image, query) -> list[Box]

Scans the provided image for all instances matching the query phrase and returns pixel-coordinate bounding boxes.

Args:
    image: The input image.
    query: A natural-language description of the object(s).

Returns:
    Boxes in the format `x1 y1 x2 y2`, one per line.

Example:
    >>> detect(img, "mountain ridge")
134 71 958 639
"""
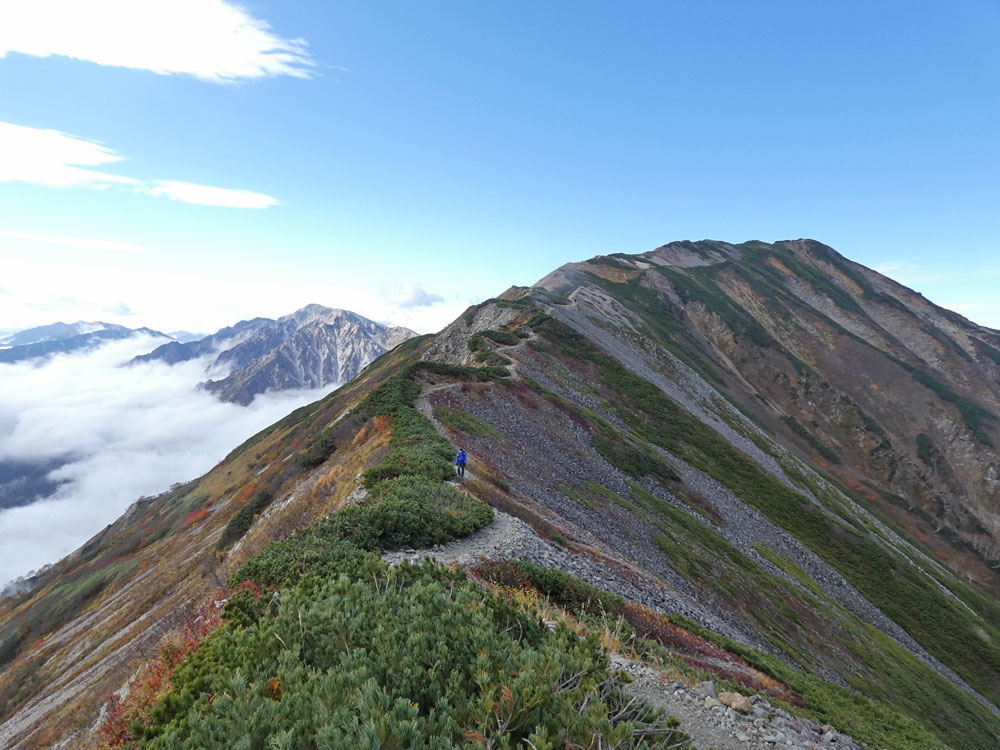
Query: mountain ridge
1 321 131 348
0 324 170 364
3 240 1000 749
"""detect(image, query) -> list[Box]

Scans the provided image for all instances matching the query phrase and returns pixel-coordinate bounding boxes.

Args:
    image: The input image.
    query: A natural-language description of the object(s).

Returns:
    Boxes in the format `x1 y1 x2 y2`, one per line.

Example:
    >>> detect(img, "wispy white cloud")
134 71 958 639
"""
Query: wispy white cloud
940 302 985 313
0 0 314 83
0 228 148 254
0 122 136 188
0 121 279 208
870 259 1000 329
145 180 280 209
871 261 950 286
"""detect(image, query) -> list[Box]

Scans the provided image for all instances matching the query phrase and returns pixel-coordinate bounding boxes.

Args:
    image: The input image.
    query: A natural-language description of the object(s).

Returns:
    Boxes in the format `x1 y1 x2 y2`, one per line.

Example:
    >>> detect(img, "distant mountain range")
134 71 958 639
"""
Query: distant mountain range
134 304 417 404
165 330 207 344
1 321 116 347
0 322 170 364
2 308 416 404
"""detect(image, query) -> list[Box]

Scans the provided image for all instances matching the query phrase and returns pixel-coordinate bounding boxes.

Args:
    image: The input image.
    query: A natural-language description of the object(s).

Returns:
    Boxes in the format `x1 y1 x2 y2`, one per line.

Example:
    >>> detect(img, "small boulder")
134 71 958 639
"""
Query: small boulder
697 680 717 698
719 691 753 713
704 696 721 709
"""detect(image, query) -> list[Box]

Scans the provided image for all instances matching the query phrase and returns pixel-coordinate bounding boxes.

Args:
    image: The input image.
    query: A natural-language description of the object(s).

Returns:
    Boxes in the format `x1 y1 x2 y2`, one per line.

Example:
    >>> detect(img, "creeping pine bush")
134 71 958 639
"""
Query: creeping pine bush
143 552 689 749
355 368 460 488
361 407 455 488
216 486 275 550
323 475 493 551
229 477 492 595
132 357 690 747
481 329 520 346
297 427 337 468
356 361 509 489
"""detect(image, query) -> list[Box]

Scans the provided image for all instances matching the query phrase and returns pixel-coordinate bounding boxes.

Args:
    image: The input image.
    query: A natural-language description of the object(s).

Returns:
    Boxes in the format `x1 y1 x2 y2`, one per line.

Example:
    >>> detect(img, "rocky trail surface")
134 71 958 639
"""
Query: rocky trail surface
611 655 859 750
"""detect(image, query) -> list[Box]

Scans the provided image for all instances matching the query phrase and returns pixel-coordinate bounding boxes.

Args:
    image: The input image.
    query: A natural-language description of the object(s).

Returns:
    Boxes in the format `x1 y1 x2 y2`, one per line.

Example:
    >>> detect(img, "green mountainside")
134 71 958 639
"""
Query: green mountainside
2 239 1000 748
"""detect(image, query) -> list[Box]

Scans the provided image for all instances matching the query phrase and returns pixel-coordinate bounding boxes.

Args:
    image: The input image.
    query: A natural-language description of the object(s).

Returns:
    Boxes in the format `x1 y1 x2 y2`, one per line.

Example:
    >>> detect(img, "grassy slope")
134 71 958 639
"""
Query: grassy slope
422 307 1000 749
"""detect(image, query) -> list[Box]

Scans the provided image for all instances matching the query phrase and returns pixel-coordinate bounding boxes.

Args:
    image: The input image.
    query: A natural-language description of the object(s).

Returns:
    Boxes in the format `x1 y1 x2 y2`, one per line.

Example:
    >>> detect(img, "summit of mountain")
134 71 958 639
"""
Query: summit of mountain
4 240 1000 749
133 304 417 404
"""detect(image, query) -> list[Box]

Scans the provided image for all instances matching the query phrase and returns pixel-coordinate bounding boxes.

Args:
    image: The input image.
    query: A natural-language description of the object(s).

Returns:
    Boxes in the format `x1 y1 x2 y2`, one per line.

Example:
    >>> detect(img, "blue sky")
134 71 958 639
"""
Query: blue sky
1 0 998 334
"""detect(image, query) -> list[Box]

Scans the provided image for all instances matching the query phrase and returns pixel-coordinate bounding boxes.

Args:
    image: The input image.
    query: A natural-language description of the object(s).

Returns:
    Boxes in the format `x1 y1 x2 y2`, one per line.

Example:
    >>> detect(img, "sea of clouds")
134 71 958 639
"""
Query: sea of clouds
0 334 337 587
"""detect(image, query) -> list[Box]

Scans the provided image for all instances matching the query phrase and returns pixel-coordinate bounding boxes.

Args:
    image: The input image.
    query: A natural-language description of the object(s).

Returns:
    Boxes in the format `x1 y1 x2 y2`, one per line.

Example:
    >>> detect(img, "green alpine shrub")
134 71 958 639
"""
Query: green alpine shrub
144 556 689 749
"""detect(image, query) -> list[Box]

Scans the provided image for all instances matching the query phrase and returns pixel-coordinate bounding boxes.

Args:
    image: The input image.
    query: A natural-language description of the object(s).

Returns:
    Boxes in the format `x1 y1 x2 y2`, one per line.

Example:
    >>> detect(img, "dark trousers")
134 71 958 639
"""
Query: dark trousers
456 463 466 477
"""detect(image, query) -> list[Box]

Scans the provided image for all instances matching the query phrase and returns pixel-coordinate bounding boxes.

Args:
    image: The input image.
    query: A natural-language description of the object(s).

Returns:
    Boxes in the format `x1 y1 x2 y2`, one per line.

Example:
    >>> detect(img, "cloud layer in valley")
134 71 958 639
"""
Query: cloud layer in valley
0 335 337 586
0 0 314 83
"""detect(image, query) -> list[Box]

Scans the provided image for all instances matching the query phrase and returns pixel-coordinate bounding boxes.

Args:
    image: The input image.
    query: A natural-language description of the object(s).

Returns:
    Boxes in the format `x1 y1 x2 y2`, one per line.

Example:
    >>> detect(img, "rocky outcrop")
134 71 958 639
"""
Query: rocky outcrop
135 305 416 404
203 307 415 404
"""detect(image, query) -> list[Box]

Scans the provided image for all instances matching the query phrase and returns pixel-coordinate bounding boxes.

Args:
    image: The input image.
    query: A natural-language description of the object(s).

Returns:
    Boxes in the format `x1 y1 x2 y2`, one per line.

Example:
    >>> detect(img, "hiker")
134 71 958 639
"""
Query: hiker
455 448 467 478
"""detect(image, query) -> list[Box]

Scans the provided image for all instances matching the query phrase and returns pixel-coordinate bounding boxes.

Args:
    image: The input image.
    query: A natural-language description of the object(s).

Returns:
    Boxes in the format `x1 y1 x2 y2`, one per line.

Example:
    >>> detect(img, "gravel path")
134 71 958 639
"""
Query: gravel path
383 503 757 645
611 655 859 750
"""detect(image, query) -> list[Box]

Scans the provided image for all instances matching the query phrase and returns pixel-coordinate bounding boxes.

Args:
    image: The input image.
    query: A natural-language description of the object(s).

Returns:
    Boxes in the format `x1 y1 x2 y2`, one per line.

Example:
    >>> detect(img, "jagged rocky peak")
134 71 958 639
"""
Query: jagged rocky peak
279 304 411 338
201 306 417 405
277 303 345 326
130 304 417 405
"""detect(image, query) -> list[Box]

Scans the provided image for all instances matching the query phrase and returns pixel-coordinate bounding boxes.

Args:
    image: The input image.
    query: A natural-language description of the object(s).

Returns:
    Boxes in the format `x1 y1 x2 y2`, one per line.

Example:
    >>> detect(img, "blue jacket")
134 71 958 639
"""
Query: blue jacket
455 450 467 465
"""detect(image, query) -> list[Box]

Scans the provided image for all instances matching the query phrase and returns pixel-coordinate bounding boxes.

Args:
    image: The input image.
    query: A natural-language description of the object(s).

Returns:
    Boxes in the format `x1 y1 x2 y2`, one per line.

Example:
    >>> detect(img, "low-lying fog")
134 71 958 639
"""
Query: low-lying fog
0 335 337 587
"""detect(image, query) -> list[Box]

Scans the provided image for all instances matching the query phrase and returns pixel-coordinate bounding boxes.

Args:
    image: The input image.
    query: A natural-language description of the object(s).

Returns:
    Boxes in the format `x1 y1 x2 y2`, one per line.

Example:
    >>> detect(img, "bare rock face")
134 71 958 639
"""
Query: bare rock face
136 305 416 405
420 300 523 367
202 306 415 405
